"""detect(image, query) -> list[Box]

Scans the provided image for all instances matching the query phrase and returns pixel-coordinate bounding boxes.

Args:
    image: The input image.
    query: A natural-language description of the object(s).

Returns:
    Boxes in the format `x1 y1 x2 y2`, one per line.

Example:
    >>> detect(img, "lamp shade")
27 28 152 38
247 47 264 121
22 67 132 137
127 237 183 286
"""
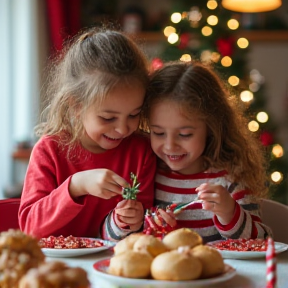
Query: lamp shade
222 0 282 13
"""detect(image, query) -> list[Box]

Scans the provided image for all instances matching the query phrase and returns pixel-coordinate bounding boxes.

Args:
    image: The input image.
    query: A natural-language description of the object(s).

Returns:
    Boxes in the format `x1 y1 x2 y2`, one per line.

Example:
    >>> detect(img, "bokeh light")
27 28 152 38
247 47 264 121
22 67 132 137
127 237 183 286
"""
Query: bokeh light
248 120 259 132
180 54 192 62
207 0 218 9
171 13 182 23
221 56 232 67
272 144 284 158
202 26 213 36
228 76 239 86
207 15 218 26
164 26 176 37
227 19 239 30
237 38 249 48
240 90 254 102
256 112 269 123
167 33 179 44
271 171 283 183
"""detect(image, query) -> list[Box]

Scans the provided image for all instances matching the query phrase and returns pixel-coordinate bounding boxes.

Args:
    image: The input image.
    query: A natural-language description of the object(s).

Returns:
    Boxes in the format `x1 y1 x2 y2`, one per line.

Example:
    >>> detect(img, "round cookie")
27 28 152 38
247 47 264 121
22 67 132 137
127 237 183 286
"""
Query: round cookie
109 250 153 278
191 245 225 278
133 234 168 257
19 261 90 288
0 229 45 288
113 233 143 255
151 249 202 281
162 228 202 250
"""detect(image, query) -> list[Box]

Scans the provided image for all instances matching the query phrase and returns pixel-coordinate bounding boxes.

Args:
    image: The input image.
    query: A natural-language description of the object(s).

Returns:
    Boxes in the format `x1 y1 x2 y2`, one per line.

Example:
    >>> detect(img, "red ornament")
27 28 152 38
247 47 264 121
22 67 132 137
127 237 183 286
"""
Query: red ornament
260 131 274 146
151 58 163 71
216 37 234 57
178 33 190 50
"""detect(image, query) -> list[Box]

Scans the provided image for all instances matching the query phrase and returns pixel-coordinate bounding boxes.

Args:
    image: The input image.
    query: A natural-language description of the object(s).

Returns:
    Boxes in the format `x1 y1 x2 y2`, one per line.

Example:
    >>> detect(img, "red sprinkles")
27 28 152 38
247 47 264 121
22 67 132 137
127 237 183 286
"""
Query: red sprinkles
210 238 267 252
39 235 104 249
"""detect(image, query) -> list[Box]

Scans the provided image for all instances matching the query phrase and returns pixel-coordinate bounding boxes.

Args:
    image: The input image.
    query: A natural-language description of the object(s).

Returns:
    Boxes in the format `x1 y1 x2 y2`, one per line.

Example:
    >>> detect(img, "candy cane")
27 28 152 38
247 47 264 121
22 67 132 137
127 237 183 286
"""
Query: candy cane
266 237 277 288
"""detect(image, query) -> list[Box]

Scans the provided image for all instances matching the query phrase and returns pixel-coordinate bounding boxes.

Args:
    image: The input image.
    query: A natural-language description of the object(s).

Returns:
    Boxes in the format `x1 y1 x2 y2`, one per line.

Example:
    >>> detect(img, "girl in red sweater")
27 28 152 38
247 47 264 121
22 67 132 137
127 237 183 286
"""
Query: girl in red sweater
19 28 156 240
143 61 271 242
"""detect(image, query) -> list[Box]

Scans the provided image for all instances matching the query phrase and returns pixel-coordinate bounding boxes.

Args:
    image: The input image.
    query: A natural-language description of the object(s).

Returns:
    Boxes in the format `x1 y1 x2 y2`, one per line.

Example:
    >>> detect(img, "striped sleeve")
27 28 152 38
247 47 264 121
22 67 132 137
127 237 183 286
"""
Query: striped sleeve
101 210 132 242
214 187 272 239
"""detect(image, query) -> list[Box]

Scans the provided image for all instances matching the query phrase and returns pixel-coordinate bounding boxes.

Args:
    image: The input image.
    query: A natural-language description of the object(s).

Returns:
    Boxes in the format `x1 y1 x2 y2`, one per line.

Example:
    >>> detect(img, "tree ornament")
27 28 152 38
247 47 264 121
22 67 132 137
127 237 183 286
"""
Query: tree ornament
151 58 163 71
260 131 274 146
178 33 190 50
216 37 234 56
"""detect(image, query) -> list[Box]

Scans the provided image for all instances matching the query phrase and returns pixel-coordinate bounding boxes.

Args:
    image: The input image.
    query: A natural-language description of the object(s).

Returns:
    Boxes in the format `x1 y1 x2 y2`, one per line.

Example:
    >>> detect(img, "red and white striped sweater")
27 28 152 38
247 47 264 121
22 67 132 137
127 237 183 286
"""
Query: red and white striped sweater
154 168 271 243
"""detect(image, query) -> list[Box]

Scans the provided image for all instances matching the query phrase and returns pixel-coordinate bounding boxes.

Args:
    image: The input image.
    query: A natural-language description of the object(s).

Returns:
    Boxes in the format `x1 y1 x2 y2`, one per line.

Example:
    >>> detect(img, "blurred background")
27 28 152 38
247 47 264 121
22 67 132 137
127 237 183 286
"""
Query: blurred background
0 0 288 203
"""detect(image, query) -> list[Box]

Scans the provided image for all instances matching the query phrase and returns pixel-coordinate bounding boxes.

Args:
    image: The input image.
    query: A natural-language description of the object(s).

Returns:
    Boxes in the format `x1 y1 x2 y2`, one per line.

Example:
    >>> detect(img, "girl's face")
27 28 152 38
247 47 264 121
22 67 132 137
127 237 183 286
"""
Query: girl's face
149 99 208 175
81 83 145 153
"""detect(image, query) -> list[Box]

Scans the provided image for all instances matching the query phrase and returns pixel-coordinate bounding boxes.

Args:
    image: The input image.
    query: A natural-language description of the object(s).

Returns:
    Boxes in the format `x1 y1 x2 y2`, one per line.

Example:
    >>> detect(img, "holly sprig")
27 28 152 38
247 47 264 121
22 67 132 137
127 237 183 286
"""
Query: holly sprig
122 172 140 200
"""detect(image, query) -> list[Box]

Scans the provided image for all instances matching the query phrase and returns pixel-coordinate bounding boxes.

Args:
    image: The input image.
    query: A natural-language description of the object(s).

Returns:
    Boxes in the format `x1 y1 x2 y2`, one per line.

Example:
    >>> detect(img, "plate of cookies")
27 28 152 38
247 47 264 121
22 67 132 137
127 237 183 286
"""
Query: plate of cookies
39 235 115 258
93 228 236 287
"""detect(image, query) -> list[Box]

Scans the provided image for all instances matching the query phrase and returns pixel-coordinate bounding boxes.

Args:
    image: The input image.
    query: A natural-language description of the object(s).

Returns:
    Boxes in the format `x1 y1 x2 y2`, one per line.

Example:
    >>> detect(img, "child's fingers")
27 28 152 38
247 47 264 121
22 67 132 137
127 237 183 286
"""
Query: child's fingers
158 209 177 227
111 173 130 192
115 208 138 217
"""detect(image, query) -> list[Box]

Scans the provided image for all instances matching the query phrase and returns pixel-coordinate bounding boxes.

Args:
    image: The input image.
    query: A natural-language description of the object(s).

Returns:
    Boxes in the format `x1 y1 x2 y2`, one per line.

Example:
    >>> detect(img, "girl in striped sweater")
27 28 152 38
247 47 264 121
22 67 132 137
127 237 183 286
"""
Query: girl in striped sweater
143 61 271 243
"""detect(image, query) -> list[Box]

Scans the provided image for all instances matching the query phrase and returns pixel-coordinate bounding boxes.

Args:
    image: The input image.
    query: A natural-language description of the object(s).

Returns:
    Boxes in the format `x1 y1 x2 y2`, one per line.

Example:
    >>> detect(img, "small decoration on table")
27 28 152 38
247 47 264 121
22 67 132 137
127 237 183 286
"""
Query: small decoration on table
122 172 140 200
266 237 277 288
143 207 175 239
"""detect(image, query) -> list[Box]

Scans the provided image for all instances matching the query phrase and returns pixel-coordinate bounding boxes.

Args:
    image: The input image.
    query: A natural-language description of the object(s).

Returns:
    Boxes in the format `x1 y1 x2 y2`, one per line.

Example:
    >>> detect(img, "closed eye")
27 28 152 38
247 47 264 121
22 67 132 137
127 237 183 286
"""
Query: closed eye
152 131 164 136
129 112 141 118
179 134 192 137
99 116 116 122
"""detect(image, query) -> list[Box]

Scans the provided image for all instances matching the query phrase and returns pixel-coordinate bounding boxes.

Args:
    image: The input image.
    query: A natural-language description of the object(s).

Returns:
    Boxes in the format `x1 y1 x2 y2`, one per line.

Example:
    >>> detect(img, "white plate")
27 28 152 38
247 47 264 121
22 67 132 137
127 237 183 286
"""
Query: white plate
208 241 288 259
42 238 115 258
93 258 236 288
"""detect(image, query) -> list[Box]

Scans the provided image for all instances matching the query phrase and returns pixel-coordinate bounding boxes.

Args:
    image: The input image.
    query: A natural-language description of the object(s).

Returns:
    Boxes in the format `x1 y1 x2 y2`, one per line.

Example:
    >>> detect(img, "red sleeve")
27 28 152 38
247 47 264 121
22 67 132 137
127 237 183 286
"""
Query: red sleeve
19 138 85 238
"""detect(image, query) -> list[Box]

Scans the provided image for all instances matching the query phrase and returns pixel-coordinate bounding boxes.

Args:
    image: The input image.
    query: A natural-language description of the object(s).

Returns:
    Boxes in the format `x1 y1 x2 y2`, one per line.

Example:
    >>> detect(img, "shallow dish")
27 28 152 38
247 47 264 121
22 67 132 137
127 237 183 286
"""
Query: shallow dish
42 238 115 258
208 240 288 259
93 258 236 288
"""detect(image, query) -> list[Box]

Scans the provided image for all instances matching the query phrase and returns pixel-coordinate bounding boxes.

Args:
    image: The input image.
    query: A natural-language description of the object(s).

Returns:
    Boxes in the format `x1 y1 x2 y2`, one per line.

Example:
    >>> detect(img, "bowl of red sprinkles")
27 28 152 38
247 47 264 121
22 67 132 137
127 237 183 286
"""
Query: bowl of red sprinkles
208 238 288 259
39 235 115 257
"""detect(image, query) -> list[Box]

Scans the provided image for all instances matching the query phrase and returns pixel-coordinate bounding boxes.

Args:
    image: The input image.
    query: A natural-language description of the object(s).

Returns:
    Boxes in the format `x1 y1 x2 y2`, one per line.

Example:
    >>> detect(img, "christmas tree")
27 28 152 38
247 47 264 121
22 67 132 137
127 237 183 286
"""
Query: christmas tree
153 0 288 203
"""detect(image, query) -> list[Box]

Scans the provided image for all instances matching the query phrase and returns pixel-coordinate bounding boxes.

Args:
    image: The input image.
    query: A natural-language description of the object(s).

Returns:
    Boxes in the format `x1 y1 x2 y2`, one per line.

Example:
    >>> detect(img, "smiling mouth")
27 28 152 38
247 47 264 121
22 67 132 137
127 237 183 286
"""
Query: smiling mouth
103 135 122 142
166 154 187 161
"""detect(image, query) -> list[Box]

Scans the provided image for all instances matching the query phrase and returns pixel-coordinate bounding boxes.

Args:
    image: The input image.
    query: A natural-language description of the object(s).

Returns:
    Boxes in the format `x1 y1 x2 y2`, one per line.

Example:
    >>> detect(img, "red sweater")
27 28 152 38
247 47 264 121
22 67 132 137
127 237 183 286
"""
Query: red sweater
19 133 156 239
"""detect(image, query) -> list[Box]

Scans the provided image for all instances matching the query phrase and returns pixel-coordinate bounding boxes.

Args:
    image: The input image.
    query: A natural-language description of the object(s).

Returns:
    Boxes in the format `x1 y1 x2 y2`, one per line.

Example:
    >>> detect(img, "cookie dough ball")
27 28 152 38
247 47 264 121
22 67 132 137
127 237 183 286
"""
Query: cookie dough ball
113 233 143 255
109 250 153 278
133 234 168 257
151 249 202 281
0 229 45 288
19 261 90 288
191 245 225 278
162 228 202 250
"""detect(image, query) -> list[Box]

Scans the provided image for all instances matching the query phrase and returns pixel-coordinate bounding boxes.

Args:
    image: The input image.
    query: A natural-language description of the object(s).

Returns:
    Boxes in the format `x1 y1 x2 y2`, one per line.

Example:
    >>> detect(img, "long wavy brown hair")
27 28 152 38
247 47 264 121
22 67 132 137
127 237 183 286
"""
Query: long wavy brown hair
36 27 149 152
142 61 268 198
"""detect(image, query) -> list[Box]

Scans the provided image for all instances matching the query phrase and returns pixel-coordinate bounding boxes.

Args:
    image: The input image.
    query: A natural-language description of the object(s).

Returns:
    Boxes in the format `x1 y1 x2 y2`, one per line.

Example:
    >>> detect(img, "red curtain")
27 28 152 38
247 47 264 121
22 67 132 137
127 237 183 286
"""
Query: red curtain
46 0 82 52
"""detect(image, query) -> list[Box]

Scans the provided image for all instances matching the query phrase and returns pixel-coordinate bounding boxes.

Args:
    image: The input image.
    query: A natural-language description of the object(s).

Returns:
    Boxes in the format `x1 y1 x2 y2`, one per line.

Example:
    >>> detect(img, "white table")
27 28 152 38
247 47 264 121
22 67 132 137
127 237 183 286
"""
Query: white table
47 249 288 288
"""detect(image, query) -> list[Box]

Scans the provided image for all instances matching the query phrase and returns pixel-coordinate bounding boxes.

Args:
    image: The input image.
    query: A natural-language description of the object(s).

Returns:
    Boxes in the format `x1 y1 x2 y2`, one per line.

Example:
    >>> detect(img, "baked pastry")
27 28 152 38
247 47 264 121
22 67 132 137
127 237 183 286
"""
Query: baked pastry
133 234 168 257
191 245 225 278
109 250 153 278
0 229 45 288
113 233 143 255
19 261 90 288
151 249 202 281
162 228 202 250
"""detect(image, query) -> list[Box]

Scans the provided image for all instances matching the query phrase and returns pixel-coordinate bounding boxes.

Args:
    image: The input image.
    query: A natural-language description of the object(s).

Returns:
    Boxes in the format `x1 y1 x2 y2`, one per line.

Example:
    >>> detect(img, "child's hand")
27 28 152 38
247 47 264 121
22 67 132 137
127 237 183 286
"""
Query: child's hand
114 200 144 231
157 208 177 228
69 169 129 199
196 183 236 225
